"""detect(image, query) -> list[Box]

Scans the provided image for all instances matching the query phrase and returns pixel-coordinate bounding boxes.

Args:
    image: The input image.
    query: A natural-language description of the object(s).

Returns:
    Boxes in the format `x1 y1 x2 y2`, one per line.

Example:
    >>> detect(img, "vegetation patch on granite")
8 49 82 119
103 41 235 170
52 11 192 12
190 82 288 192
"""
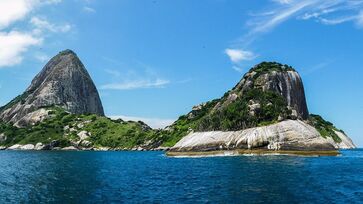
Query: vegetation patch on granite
163 89 290 147
308 114 342 143
0 106 166 149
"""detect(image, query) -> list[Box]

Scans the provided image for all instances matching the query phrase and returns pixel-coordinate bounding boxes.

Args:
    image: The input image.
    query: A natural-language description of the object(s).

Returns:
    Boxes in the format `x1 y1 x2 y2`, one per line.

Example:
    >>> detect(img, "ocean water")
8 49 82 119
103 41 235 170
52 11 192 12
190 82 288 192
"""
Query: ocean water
0 150 362 203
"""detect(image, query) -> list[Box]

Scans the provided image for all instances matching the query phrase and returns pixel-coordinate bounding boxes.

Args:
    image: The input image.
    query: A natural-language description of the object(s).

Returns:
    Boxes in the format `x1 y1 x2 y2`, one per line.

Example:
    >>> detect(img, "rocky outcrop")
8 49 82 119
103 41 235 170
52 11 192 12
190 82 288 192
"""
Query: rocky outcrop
62 146 78 151
333 130 356 149
218 62 309 120
0 133 6 142
170 120 342 152
0 49 104 127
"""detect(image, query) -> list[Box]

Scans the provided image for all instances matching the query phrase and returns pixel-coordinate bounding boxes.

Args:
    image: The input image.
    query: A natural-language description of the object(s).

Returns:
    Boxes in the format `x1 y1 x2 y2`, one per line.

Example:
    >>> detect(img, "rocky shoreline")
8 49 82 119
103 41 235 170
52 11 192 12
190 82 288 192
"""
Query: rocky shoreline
169 120 356 153
166 149 340 157
0 142 170 151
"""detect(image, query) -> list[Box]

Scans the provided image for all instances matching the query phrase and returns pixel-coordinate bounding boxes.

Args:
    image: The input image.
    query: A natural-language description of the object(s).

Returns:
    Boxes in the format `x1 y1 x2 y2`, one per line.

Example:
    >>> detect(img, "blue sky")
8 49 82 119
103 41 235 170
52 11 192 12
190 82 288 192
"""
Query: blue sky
0 0 362 146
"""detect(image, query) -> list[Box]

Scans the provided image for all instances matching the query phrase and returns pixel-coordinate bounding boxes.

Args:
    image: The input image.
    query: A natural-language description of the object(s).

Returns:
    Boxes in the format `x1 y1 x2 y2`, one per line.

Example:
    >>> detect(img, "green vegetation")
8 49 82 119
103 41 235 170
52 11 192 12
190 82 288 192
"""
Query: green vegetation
308 114 342 143
250 61 295 75
198 89 290 131
161 99 220 146
162 89 290 146
161 62 298 146
0 106 165 148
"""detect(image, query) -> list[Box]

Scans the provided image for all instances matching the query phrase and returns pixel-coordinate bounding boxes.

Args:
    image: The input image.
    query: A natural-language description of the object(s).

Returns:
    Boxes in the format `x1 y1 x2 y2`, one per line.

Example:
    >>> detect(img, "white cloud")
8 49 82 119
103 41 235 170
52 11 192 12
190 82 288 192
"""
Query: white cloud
0 31 42 67
272 0 292 5
102 59 171 90
83 6 96 13
0 0 69 68
0 0 62 29
319 15 357 25
101 79 170 90
248 0 313 35
109 115 175 129
244 0 363 43
30 16 71 33
225 48 257 63
356 11 363 28
0 0 34 29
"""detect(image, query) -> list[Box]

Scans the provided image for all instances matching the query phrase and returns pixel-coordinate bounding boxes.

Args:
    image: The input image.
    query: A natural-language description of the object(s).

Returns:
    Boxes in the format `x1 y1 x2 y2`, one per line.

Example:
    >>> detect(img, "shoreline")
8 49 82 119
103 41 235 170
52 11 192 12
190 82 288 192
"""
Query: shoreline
0 145 344 156
166 149 341 157
0 144 170 152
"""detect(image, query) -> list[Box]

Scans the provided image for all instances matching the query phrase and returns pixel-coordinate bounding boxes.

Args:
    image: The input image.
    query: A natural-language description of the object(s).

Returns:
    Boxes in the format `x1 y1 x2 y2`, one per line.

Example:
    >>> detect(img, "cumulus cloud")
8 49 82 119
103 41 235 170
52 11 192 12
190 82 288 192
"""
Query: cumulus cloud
0 0 68 68
109 115 175 129
0 0 62 29
0 31 42 67
0 0 34 29
225 48 257 63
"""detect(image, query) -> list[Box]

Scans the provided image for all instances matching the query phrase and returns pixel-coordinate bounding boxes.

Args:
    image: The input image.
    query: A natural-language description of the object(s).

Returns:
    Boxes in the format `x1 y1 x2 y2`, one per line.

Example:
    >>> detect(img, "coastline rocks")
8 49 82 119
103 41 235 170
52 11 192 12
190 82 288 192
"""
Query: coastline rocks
333 130 356 149
20 144 35 150
94 147 110 151
35 143 45 150
0 143 171 151
152 146 170 151
7 144 23 150
170 120 340 152
41 140 60 150
62 146 78 151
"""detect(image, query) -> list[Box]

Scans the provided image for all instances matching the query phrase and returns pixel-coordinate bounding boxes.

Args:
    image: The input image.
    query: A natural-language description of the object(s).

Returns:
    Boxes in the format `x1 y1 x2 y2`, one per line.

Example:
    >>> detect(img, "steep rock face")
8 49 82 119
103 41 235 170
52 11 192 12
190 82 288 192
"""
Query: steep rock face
0 50 104 126
219 62 309 120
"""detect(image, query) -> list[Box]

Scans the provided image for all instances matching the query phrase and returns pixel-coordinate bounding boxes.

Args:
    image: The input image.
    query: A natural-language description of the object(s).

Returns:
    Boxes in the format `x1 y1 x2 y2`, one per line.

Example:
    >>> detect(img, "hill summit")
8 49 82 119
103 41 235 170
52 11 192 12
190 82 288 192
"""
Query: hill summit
0 50 104 127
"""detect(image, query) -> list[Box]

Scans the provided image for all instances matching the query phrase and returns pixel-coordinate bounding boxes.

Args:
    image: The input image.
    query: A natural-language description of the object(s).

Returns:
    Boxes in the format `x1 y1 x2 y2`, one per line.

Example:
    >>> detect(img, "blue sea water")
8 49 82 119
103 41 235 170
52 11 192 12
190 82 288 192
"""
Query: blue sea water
0 150 362 203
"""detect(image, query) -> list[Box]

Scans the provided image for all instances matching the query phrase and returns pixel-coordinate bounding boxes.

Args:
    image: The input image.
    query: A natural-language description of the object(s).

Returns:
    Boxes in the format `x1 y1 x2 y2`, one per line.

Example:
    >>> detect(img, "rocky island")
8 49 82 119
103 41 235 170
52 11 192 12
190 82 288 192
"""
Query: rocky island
166 62 355 156
0 50 356 154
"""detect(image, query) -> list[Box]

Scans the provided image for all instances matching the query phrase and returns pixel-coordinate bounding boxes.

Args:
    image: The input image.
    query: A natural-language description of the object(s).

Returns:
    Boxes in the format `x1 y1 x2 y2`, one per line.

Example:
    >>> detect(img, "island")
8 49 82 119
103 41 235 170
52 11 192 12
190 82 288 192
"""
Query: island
0 50 356 155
